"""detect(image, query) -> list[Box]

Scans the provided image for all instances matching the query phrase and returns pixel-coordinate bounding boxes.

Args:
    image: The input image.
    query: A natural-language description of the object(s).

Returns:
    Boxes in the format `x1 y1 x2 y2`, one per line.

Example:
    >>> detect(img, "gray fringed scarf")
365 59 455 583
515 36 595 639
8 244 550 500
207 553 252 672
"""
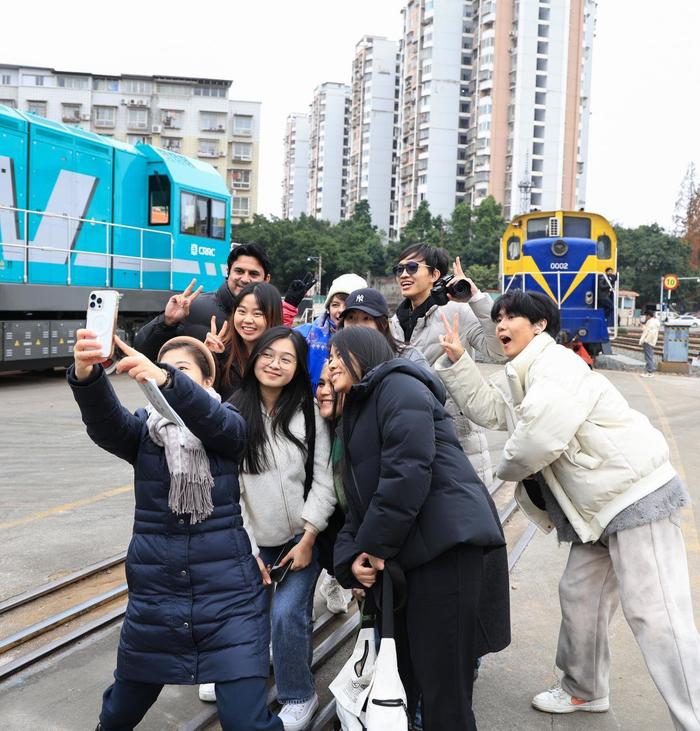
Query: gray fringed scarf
146 386 221 524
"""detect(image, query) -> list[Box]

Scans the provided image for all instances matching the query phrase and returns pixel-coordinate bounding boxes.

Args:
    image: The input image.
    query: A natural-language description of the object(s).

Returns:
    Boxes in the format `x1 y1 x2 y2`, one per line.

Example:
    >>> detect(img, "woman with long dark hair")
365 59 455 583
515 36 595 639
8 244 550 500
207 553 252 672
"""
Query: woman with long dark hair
230 326 335 731
329 327 510 731
204 281 283 400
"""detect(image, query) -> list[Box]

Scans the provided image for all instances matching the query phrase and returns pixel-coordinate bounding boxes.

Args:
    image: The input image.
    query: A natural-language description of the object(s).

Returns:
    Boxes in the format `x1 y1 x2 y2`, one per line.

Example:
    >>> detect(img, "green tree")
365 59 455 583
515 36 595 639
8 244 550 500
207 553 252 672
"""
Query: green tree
468 196 506 266
615 223 693 306
444 202 472 260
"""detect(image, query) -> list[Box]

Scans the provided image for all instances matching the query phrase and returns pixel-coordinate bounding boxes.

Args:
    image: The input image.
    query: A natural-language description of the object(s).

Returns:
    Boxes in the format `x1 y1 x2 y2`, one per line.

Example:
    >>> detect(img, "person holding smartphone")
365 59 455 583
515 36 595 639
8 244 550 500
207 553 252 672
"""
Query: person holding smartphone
68 330 281 731
227 326 335 731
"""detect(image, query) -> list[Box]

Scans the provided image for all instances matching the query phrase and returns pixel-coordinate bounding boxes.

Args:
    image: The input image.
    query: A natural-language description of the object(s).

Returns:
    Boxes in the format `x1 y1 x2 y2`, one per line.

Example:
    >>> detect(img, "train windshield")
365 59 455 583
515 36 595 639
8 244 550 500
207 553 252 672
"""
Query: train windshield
563 216 591 239
526 217 549 239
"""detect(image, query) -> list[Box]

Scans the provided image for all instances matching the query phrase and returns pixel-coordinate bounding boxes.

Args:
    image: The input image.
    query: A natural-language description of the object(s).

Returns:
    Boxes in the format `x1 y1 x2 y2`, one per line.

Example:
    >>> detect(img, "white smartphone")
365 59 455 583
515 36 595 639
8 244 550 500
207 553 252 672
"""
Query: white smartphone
86 290 120 359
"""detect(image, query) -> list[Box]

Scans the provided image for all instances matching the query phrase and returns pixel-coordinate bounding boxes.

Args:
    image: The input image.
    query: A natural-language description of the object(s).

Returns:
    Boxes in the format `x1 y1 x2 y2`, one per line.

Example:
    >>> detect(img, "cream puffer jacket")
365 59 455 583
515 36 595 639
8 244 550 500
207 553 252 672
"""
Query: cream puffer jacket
435 333 676 542
639 316 660 346
390 292 506 484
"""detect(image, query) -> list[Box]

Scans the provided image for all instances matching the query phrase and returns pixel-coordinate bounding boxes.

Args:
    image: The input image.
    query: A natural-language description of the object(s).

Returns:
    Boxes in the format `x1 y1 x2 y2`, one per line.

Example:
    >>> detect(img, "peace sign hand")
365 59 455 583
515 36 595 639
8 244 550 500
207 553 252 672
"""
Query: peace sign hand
439 312 466 363
114 335 167 386
164 279 203 326
204 315 228 354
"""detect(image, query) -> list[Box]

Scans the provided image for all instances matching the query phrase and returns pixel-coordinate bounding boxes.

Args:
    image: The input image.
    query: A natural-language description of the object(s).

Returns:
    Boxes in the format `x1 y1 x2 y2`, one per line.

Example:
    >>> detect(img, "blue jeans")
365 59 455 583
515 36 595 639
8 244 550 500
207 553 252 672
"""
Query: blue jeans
99 675 282 731
259 535 321 703
643 342 656 372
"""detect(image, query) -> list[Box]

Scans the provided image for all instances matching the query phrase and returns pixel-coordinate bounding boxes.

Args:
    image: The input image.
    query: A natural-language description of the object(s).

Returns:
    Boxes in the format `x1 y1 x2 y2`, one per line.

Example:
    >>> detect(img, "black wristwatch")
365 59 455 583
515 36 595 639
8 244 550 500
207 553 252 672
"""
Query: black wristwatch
160 368 173 389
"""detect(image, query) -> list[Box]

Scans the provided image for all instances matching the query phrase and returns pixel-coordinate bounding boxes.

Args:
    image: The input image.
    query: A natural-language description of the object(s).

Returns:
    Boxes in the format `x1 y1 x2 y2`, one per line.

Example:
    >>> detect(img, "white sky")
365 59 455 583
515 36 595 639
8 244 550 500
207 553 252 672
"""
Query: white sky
4 0 700 230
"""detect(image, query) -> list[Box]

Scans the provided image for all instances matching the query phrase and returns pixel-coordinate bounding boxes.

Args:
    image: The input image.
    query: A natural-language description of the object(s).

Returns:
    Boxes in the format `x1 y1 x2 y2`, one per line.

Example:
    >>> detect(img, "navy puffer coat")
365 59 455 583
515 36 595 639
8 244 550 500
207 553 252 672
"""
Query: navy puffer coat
67 364 269 685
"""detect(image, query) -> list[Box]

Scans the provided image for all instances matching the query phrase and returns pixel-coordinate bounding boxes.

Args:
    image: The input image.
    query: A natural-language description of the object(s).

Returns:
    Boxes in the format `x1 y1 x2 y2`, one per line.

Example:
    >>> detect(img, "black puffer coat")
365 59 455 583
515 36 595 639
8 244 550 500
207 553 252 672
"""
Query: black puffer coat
67 364 270 685
333 359 510 654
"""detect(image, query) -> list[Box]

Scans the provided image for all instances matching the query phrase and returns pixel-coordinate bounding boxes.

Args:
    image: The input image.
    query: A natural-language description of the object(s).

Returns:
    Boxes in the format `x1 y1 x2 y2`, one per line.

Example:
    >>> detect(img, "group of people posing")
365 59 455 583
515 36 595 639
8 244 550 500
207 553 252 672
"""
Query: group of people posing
70 241 700 731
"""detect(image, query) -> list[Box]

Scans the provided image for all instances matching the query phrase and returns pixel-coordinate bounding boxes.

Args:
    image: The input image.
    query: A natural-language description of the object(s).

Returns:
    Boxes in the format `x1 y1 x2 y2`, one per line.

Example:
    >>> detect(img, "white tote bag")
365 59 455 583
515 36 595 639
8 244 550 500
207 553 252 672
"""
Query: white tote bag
332 565 409 731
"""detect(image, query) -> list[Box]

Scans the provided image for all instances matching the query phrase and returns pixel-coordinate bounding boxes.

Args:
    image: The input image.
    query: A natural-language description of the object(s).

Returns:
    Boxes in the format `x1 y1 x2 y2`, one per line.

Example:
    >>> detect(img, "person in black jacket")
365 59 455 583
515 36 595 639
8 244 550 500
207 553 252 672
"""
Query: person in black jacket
328 327 510 731
134 244 312 361
69 330 281 731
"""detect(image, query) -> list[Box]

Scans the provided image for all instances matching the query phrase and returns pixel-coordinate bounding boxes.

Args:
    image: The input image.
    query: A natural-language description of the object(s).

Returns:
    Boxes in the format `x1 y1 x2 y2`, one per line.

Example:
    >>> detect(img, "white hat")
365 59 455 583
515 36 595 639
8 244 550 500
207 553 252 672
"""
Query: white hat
324 273 368 309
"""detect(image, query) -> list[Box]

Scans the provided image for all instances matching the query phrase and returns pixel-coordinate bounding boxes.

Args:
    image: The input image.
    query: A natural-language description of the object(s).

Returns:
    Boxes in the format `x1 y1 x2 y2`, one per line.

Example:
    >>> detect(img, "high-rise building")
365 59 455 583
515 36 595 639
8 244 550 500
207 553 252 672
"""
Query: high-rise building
347 36 400 238
307 82 351 224
466 0 597 218
281 113 311 219
396 0 472 229
395 0 596 230
0 64 261 223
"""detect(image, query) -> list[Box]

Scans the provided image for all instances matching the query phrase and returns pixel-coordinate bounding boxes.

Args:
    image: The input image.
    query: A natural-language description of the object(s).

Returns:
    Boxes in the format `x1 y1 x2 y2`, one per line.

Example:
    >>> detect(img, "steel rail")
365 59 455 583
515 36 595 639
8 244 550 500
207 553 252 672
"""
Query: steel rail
0 552 127 616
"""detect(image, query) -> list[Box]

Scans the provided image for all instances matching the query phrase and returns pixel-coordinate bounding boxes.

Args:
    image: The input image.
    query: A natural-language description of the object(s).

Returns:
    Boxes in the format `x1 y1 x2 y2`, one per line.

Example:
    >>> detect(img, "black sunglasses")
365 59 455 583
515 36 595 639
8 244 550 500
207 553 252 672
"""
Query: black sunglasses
392 261 431 276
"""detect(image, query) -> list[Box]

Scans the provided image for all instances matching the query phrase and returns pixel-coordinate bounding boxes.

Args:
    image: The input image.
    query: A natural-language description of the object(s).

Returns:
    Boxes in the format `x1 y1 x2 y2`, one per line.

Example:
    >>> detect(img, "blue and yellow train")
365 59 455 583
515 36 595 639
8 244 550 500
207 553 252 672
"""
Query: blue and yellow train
0 104 231 371
500 210 617 354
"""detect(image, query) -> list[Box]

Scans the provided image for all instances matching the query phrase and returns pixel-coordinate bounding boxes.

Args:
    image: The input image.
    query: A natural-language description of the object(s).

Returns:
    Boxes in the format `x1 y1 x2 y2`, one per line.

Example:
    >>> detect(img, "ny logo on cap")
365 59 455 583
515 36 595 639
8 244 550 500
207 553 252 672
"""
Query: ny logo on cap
355 295 364 302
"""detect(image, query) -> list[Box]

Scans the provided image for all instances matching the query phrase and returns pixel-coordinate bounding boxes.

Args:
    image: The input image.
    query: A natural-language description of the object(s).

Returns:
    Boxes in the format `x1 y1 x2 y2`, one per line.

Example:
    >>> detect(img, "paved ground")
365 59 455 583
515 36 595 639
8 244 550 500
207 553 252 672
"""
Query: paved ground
0 366 698 729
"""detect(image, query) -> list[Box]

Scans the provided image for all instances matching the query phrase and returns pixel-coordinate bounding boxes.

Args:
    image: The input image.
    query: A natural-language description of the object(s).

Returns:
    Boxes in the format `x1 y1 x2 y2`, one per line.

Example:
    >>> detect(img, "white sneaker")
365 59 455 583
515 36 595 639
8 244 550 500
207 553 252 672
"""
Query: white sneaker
321 575 352 614
642 372 655 378
532 682 609 714
278 693 319 731
198 682 216 702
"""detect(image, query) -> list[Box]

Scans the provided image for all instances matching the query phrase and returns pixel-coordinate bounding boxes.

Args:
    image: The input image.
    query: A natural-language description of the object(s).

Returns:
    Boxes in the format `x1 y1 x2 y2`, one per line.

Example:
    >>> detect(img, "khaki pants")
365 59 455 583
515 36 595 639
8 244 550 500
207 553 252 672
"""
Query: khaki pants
556 515 700 731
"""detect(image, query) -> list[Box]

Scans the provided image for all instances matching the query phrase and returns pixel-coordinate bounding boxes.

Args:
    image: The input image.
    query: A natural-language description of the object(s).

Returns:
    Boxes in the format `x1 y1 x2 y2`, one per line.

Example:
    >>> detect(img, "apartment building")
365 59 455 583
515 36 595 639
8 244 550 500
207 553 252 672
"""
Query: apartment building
395 0 595 229
307 82 351 224
396 0 472 229
281 113 311 219
466 0 596 218
0 65 261 222
347 36 400 238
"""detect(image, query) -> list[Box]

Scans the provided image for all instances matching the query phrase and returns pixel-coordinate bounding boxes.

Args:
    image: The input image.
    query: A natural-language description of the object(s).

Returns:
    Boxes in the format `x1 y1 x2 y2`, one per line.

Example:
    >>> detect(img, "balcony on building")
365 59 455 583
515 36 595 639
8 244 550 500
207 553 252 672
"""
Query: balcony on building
93 106 116 129
198 140 222 158
161 137 182 153
161 110 183 129
200 111 227 133
230 169 251 190
61 104 84 124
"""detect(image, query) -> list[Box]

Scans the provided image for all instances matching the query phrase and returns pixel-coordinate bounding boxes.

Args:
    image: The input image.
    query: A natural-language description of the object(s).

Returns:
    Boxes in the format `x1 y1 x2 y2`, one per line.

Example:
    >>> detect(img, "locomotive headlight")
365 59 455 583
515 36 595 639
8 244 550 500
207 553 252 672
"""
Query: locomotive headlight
585 291 594 305
577 328 588 338
551 239 568 257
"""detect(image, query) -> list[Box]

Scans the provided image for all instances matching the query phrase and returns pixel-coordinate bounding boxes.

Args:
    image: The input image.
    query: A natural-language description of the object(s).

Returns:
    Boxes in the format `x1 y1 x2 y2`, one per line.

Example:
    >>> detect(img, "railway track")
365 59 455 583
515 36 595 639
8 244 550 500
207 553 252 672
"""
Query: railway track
0 478 535 730
611 327 700 361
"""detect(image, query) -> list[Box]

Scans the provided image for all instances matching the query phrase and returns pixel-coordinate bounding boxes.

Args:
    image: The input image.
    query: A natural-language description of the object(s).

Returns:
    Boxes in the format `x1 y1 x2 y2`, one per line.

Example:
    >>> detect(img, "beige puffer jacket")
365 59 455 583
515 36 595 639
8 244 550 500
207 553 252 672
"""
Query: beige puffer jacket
435 333 676 542
390 292 506 484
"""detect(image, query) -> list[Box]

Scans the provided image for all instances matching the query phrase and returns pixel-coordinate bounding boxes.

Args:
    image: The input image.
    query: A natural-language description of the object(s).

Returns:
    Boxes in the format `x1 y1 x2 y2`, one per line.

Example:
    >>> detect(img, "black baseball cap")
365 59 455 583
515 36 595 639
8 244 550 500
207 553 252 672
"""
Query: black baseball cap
340 288 390 319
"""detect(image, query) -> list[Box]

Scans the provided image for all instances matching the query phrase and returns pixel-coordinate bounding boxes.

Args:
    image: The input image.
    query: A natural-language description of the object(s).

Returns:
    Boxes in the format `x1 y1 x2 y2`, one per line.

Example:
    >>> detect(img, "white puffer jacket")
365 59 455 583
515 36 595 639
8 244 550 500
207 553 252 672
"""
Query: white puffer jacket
435 333 676 542
390 292 506 484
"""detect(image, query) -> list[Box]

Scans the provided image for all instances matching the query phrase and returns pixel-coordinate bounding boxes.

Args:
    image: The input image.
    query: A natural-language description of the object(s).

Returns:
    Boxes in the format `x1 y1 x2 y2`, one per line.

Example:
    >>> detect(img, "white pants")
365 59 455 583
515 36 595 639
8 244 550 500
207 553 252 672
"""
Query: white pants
556 515 700 731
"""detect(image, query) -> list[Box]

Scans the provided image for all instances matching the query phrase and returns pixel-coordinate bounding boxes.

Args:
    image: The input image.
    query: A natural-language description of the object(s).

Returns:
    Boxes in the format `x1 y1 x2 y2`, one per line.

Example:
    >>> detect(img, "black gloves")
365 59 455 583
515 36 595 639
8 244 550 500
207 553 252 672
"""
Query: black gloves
284 272 317 308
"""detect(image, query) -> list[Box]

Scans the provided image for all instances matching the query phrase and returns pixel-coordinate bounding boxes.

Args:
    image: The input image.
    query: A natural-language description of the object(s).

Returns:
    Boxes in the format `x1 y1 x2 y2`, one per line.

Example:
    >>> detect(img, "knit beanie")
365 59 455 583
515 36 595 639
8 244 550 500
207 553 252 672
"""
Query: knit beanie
324 273 368 309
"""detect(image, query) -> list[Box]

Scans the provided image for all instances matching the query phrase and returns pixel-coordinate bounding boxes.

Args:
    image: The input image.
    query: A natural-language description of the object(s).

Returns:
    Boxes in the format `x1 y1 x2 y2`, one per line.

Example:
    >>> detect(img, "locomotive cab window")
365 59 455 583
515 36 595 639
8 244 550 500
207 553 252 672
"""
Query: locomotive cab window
148 174 171 226
597 234 612 259
180 191 227 239
526 217 549 239
506 236 521 260
210 199 226 240
563 216 591 239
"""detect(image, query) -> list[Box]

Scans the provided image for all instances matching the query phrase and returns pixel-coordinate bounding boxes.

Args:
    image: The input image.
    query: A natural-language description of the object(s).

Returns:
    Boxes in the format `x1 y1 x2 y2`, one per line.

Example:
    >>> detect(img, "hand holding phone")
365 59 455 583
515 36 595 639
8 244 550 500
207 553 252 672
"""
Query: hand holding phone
268 539 297 584
85 290 120 359
73 329 109 381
